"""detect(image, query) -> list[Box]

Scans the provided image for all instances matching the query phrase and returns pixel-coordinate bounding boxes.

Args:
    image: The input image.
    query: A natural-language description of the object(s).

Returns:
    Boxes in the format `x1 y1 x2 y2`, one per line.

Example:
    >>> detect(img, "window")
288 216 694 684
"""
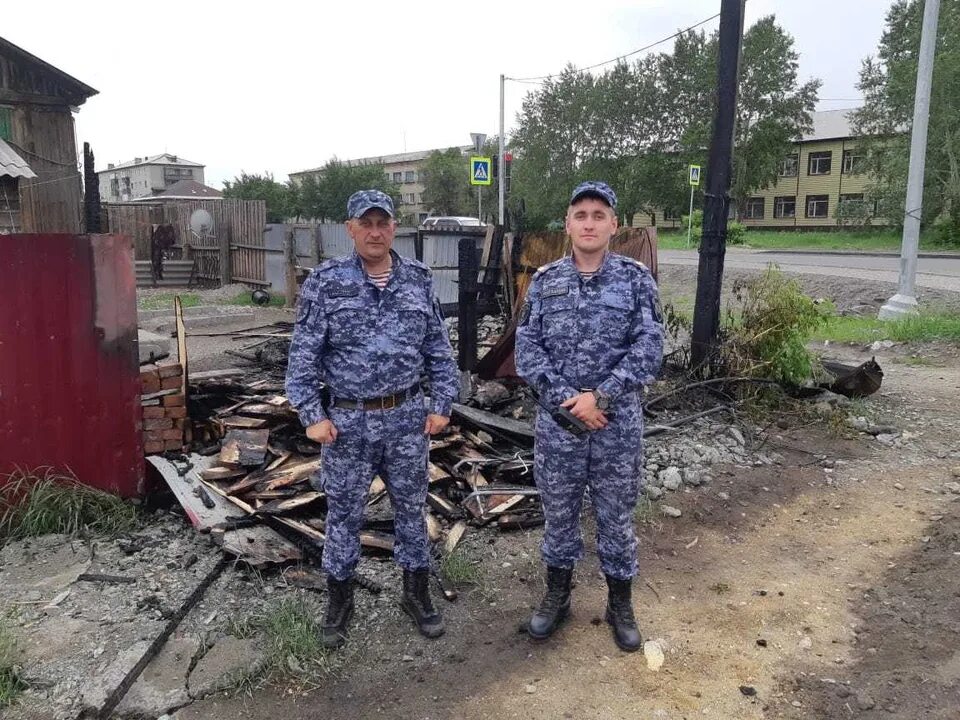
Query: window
806 194 829 218
384 173 391 183
779 153 799 177
407 193 416 204
808 151 832 175
110 178 120 197
392 171 402 183
773 196 796 219
842 149 864 174
839 193 864 208
744 197 765 220
0 106 12 142
663 208 680 221
404 170 416 183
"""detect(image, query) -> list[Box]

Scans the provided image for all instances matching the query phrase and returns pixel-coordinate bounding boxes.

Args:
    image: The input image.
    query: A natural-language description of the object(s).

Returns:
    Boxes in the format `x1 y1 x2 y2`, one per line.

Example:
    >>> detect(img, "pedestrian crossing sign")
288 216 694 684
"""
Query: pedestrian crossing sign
471 156 492 186
689 164 701 186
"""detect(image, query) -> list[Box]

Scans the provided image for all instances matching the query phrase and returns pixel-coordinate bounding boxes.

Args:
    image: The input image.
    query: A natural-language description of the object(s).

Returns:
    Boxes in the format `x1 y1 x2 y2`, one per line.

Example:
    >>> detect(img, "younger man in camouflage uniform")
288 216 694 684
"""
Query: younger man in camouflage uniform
516 181 664 652
286 190 459 648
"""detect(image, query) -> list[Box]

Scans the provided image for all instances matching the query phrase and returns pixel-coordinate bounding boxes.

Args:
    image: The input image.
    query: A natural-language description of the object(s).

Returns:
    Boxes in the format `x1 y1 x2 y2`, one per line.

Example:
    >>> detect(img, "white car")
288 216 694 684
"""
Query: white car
420 216 486 230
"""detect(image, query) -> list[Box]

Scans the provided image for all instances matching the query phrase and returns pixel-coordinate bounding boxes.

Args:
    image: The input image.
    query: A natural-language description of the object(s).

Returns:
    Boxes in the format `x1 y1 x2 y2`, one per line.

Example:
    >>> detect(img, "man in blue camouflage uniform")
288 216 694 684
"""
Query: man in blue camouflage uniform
286 189 459 648
516 181 664 652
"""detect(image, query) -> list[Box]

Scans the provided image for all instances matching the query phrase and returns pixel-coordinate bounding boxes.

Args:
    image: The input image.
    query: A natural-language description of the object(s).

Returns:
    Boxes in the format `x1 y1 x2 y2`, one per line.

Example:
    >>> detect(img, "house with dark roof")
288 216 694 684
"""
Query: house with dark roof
0 36 98 233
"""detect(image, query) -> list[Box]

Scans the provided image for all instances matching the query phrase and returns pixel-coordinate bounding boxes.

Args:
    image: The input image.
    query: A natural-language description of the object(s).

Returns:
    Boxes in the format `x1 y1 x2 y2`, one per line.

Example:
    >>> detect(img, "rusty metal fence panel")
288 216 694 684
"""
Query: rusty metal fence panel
0 234 144 496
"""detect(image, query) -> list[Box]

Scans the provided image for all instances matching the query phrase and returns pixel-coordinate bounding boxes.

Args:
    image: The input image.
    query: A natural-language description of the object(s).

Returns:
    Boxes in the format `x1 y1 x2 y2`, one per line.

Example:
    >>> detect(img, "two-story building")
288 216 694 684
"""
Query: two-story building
97 153 205 203
653 108 885 231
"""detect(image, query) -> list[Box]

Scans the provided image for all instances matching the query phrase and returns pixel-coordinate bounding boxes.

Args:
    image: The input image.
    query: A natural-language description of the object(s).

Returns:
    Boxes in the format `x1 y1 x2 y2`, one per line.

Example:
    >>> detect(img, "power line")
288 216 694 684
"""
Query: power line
507 12 722 83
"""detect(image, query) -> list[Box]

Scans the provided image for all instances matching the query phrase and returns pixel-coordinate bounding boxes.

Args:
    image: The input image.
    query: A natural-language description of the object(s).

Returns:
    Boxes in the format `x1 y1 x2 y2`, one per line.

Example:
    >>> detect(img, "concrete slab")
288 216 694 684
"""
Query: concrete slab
80 640 153 717
187 636 266 699
115 636 199 718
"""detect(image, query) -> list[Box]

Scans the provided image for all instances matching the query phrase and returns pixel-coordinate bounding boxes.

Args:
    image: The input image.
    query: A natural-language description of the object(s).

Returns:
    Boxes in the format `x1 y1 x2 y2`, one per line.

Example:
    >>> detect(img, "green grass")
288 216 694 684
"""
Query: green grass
658 229 960 252
440 550 482 586
0 620 26 707
812 312 960 344
137 293 201 311
226 595 336 688
225 291 286 308
0 468 138 543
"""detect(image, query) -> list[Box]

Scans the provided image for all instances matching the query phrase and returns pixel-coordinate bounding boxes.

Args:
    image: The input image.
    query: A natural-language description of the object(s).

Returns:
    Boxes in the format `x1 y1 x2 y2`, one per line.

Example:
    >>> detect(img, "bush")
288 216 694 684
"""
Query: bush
680 209 746 246
930 214 960 247
721 266 832 385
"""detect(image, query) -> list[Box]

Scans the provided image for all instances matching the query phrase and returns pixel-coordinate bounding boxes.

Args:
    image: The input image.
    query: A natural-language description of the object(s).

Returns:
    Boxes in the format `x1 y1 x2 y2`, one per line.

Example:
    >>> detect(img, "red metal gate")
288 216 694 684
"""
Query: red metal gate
0 234 144 496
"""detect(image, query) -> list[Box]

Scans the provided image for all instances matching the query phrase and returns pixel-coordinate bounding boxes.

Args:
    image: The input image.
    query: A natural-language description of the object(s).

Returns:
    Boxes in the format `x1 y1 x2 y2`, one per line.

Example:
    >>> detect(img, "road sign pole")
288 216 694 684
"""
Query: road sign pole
687 184 695 248
498 74 506 225
478 187 482 221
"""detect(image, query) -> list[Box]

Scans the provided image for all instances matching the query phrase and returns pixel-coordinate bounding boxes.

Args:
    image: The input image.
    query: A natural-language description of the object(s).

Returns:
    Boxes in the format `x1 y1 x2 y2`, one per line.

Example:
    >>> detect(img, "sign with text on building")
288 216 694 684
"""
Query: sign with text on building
689 164 701 186
470 156 492 186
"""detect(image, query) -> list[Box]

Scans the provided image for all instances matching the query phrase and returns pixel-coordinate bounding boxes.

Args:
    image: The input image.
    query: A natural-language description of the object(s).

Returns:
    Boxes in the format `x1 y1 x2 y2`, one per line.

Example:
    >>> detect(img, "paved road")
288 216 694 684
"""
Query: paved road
659 249 960 293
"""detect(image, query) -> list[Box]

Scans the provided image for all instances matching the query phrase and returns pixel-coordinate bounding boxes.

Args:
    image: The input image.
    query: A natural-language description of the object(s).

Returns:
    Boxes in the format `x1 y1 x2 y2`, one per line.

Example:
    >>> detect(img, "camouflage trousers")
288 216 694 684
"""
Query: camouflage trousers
319 394 430 581
533 393 644 580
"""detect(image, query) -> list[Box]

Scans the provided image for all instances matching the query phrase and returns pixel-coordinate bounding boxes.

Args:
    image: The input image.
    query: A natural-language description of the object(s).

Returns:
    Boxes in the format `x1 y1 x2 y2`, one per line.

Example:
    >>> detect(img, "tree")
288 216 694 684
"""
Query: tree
421 148 470 215
509 16 819 229
297 159 399 222
853 0 960 241
222 172 293 223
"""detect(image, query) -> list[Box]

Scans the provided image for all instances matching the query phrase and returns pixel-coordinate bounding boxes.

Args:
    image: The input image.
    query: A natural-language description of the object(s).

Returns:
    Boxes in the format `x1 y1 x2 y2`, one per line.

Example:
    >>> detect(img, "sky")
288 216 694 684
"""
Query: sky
4 0 892 188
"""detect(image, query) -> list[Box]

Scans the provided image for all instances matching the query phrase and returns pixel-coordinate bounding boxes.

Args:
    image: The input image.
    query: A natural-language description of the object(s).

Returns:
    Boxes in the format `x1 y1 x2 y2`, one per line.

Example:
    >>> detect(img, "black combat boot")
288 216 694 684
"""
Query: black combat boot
400 569 445 638
527 566 573 640
321 576 354 649
605 576 642 652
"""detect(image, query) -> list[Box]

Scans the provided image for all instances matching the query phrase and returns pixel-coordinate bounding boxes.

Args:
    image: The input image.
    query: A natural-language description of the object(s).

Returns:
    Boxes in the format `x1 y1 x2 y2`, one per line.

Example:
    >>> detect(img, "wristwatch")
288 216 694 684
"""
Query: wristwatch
591 389 610 410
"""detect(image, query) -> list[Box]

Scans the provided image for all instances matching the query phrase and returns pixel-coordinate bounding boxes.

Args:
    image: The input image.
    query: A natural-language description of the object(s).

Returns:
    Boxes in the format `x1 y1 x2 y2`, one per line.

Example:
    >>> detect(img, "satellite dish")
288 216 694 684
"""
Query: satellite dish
189 208 215 239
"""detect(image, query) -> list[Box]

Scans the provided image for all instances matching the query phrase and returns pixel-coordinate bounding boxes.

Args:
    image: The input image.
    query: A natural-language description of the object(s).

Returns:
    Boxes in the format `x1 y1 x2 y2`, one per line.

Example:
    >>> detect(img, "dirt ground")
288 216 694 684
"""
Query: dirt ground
162 335 960 720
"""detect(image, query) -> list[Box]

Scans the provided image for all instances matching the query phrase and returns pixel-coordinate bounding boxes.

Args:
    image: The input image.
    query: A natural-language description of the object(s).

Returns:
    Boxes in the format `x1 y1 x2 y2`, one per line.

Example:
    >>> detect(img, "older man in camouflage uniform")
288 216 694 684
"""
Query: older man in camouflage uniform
286 189 459 648
516 181 664 652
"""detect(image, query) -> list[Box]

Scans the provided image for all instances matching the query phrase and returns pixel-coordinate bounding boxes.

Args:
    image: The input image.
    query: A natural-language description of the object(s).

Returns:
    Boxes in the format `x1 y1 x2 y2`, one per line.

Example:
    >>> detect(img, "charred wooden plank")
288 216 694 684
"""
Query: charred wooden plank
426 492 461 519
199 465 247 482
451 403 534 439
256 491 323 515
219 428 270 467
220 416 269 429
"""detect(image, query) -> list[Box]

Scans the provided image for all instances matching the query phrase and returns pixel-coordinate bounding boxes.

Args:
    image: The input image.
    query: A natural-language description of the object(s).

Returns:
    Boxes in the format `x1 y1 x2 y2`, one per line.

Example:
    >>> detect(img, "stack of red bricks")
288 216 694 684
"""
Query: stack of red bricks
140 359 188 455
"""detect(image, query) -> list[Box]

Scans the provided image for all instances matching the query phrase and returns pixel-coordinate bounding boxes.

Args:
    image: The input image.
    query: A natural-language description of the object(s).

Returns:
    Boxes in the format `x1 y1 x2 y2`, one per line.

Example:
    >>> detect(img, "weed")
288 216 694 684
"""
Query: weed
709 582 731 595
441 550 481 586
0 468 138 543
634 496 659 526
224 595 335 689
0 620 26 707
719 266 832 385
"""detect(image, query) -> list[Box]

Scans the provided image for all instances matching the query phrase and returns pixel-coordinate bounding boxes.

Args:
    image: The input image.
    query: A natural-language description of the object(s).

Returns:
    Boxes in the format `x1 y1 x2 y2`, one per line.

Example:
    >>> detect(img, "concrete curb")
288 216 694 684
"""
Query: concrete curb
753 249 960 259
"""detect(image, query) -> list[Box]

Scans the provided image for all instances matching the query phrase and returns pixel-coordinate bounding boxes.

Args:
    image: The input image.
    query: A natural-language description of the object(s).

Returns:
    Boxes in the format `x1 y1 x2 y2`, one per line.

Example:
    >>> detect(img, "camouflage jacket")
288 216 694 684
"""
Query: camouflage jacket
515 252 664 408
285 250 459 426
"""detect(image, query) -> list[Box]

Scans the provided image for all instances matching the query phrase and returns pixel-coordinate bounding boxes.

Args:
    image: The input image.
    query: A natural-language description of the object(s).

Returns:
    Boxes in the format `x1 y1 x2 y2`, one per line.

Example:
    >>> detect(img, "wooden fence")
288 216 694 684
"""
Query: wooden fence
102 198 268 285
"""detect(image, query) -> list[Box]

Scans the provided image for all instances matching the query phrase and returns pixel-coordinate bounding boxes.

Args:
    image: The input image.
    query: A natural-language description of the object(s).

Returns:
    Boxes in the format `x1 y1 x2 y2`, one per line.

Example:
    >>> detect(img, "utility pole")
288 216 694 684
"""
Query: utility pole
498 73 506 226
689 0 746 372
879 0 941 320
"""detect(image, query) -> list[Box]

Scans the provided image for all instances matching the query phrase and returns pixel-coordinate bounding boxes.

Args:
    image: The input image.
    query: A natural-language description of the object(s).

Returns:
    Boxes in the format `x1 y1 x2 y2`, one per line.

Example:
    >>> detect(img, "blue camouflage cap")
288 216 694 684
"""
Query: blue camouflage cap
347 189 395 219
570 181 617 209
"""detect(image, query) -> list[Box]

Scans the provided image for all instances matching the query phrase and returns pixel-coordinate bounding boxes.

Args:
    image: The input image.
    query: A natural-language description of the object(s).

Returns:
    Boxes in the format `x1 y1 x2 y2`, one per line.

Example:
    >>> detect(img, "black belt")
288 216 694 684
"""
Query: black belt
331 384 420 411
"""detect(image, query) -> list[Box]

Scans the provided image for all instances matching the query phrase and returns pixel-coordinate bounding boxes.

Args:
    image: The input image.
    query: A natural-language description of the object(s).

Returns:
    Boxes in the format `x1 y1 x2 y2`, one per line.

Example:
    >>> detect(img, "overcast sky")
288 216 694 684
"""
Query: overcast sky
5 0 891 188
